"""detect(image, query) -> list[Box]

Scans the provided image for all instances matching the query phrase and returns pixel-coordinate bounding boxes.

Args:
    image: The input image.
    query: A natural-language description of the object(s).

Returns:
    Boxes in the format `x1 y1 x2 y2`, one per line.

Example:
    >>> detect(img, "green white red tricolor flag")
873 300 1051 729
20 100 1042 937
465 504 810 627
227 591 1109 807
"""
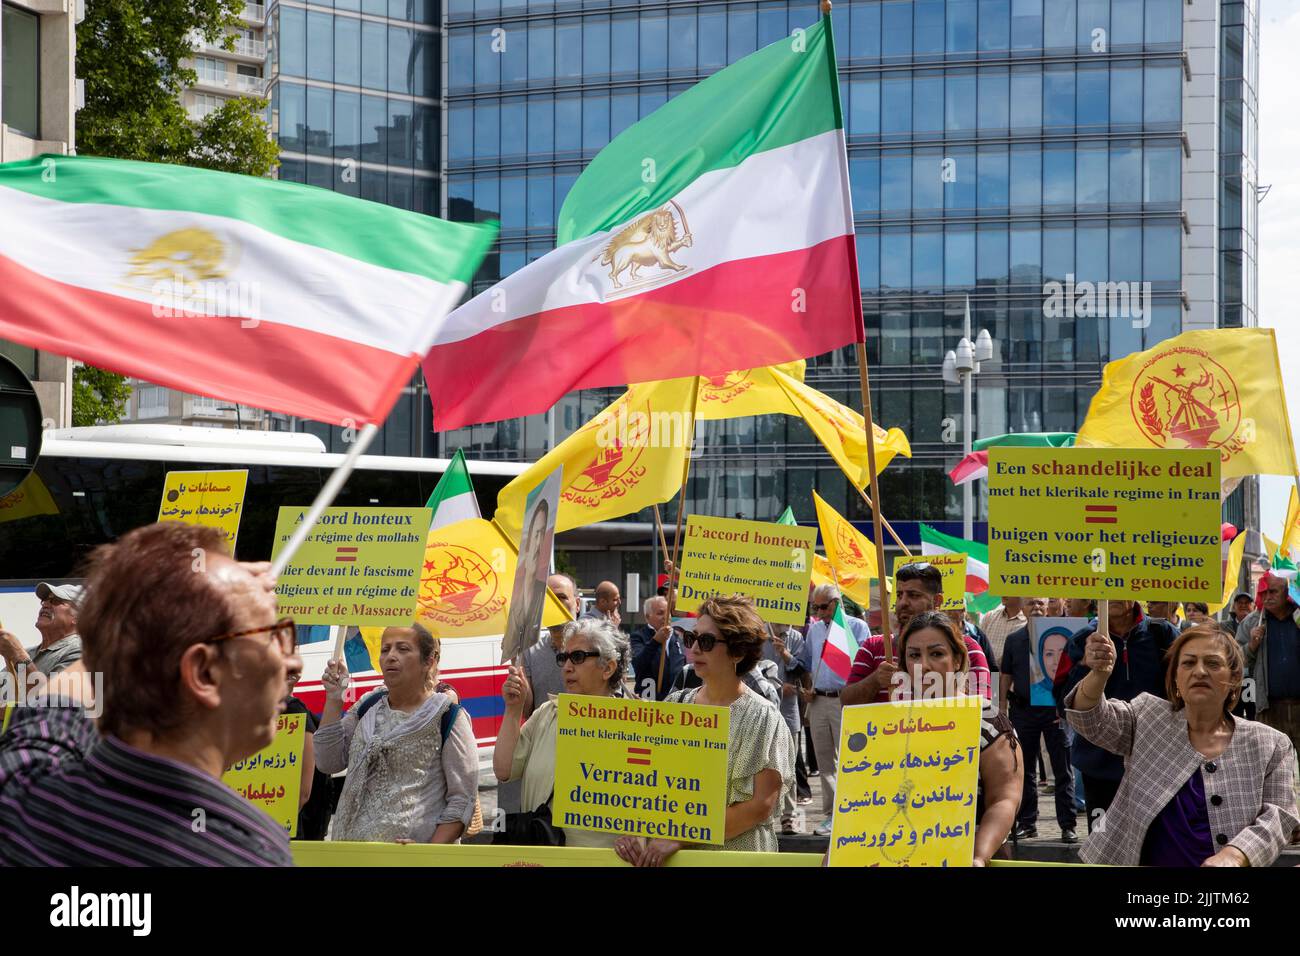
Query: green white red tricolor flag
919 523 998 615
820 599 859 681
424 14 863 430
0 154 495 426
425 448 481 529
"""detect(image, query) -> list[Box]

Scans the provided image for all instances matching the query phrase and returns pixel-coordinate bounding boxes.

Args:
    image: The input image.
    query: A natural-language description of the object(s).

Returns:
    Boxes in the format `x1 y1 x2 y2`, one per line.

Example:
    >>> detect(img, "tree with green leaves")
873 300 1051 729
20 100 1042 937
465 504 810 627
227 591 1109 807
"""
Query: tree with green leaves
70 0 281 425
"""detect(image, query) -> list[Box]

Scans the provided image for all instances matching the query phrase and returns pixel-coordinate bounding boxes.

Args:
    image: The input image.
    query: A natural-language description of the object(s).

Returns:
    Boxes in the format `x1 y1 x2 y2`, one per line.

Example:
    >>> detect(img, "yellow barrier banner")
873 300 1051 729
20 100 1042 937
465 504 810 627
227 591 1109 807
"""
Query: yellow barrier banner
986 448 1221 601
829 697 982 867
291 841 822 867
158 469 248 550
675 515 816 625
223 712 306 836
893 553 967 611
270 506 433 625
552 693 729 846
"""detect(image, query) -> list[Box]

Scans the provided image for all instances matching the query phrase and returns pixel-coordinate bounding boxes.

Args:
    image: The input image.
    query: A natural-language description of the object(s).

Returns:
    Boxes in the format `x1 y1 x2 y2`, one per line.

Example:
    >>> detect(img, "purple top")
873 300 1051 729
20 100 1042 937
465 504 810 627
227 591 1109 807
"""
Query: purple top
1140 770 1215 867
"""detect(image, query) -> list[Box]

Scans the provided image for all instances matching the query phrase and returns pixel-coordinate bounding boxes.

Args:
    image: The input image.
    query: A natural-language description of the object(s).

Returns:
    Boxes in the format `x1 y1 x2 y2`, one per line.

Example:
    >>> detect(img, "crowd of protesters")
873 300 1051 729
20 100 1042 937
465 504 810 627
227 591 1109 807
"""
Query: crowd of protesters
0 523 1295 868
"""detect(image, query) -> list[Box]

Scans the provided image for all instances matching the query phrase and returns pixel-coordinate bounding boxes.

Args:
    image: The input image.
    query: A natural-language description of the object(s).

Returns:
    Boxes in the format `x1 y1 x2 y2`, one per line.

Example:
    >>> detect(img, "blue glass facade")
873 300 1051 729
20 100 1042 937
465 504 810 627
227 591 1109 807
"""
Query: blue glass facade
267 0 441 456
438 0 1190 533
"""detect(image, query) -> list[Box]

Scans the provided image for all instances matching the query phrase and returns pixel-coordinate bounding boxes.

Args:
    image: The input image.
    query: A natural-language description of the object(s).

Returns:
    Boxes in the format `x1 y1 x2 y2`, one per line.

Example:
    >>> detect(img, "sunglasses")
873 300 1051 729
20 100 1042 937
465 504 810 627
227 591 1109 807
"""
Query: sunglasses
682 632 729 652
556 649 603 666
896 561 933 574
205 617 297 655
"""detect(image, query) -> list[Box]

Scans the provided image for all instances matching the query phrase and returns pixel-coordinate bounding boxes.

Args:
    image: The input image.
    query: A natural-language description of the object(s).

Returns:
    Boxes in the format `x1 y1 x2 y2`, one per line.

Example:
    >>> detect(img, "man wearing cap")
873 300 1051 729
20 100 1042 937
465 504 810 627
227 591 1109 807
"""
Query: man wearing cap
1227 592 1255 632
0 582 83 676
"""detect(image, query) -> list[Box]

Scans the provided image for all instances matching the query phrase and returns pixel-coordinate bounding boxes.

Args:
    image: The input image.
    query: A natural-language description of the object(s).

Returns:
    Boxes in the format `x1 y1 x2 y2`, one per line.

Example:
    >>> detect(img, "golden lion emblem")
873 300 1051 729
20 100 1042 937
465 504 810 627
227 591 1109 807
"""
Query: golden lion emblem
127 227 231 284
595 200 693 288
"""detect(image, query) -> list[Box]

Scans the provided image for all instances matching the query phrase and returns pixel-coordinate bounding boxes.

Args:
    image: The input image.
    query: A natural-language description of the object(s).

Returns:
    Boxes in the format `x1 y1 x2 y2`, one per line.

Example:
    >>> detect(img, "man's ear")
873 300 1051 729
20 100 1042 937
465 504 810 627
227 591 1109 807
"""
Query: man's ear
178 643 225 713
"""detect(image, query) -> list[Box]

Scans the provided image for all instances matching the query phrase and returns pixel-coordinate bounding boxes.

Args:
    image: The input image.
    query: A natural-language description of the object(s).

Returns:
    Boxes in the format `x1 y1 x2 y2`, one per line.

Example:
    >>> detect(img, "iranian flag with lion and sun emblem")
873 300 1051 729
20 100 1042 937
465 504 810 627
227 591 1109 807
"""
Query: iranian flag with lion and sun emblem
423 14 862 431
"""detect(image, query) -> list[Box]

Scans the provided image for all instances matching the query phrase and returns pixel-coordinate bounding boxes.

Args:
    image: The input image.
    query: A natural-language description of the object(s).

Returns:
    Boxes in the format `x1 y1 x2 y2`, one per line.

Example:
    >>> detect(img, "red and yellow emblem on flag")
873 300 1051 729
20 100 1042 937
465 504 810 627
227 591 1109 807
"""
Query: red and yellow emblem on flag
813 492 884 602
1077 328 1298 479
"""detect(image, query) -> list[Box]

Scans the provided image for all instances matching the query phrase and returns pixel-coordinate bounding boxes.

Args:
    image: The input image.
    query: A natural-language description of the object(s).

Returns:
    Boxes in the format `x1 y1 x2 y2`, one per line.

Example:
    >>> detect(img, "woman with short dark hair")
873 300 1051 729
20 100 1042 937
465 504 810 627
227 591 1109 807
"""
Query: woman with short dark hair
316 623 477 844
616 595 794 864
1066 623 1297 866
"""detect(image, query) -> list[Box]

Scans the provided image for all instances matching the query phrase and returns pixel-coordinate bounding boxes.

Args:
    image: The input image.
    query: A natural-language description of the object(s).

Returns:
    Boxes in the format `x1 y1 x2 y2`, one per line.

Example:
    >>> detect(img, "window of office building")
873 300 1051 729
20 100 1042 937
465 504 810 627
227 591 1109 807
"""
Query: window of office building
2 3 39 137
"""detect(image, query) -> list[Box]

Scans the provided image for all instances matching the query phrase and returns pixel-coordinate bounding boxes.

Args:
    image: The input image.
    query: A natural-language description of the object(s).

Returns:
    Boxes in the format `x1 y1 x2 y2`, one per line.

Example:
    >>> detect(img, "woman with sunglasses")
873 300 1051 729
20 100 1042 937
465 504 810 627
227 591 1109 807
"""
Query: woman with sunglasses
617 595 795 865
315 623 478 844
495 618 631 847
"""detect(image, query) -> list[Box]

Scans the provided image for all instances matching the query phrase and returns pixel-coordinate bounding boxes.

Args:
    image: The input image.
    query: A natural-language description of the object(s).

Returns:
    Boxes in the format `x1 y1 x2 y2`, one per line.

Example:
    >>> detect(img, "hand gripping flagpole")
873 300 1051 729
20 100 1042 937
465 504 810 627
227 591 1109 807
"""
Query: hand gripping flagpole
267 422 380 662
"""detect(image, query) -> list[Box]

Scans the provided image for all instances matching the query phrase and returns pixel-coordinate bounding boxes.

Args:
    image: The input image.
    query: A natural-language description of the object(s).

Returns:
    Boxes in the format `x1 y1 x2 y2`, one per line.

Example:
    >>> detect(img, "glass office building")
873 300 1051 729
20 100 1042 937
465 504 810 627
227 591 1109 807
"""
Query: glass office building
261 0 1257 583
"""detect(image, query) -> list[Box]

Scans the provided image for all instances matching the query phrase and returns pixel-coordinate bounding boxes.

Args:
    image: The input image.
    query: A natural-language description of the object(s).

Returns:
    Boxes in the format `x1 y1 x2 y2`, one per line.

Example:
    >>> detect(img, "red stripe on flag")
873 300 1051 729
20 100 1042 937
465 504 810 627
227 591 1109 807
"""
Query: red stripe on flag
424 235 859 430
948 451 989 486
820 638 853 681
0 252 416 427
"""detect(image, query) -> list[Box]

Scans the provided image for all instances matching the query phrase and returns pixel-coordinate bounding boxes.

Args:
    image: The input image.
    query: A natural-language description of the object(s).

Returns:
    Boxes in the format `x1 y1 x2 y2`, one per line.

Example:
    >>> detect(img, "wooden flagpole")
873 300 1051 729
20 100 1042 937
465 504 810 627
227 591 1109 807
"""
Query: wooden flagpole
855 344 894 662
658 377 703 692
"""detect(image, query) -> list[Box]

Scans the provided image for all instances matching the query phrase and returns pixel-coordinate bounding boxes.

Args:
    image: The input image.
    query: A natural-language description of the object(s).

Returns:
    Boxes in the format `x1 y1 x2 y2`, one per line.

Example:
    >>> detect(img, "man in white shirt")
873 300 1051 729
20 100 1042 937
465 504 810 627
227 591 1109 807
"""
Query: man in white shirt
979 597 1025 666
799 583 871 836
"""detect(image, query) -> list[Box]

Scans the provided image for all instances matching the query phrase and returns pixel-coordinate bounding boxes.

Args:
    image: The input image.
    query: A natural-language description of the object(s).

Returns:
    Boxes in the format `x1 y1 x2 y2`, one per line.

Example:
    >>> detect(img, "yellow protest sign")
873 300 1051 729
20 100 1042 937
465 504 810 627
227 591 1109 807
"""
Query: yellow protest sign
675 515 815 626
223 712 305 836
552 694 729 846
987 448 1221 602
893 553 967 611
291 841 821 867
829 697 983 867
270 506 432 625
157 470 248 550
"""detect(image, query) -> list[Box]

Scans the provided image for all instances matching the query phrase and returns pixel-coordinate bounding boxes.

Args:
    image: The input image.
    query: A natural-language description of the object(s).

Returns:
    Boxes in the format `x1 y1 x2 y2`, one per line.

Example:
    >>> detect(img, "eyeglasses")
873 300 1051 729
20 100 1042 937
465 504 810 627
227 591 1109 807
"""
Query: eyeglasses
682 633 728 652
811 602 836 612
556 649 603 666
206 617 297 655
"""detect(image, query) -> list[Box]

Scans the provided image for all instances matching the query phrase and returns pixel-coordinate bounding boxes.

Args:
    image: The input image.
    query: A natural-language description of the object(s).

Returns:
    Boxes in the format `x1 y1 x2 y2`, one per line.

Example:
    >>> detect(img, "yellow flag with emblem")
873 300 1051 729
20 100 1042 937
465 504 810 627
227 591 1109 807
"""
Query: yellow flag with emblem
773 368 911 488
414 517 571 639
812 552 877 609
494 377 698 539
0 473 59 523
1208 530 1249 614
813 491 883 599
1281 486 1300 561
1075 328 1298 479
693 360 806 420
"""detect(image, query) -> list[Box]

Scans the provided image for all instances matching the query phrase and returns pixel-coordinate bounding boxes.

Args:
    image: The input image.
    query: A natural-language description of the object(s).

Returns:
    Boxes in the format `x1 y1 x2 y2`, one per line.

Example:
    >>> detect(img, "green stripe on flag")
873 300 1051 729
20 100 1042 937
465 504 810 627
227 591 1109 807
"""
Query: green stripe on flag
919 523 989 564
972 432 1076 452
777 506 797 526
427 448 475 508
556 17 839 244
0 154 497 284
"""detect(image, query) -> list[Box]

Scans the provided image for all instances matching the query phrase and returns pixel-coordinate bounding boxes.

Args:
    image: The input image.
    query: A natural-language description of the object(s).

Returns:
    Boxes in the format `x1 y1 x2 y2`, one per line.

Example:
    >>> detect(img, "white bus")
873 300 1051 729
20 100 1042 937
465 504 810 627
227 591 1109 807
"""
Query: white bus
0 425 527 761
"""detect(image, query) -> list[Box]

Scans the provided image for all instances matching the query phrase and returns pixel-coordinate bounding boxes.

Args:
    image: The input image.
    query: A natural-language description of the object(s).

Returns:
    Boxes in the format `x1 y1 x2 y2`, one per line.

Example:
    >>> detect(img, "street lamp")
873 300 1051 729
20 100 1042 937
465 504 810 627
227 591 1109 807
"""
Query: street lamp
942 296 997 541
216 404 244 429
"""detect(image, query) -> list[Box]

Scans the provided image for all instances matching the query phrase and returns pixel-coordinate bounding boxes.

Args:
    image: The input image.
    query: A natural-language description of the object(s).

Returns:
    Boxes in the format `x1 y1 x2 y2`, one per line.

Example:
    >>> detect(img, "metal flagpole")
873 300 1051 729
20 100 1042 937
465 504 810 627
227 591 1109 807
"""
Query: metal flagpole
269 422 380 662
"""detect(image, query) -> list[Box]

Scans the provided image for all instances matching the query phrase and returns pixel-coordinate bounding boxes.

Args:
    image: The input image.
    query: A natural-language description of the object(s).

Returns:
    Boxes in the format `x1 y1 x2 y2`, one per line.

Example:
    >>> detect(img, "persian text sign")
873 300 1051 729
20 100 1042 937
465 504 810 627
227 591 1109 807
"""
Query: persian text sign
893 552 967 610
676 515 816 625
553 694 729 846
223 712 305 836
270 507 432 625
987 448 1220 602
829 698 982 867
158 470 248 550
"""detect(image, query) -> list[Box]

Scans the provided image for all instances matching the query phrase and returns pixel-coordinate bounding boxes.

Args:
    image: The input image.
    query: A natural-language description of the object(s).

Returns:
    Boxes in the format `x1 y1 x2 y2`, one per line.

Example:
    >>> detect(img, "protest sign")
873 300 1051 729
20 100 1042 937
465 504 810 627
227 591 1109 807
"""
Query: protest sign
675 515 816 626
158 470 248 550
270 506 432 625
500 467 562 662
292 842 820 867
552 694 729 846
829 697 983 867
893 553 967 611
223 712 305 836
1028 617 1088 705
987 448 1220 602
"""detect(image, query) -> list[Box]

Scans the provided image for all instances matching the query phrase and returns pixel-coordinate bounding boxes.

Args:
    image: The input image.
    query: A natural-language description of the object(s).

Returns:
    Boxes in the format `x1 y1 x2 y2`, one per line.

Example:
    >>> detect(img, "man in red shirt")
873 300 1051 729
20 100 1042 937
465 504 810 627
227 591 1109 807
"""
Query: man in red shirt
840 562 991 705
